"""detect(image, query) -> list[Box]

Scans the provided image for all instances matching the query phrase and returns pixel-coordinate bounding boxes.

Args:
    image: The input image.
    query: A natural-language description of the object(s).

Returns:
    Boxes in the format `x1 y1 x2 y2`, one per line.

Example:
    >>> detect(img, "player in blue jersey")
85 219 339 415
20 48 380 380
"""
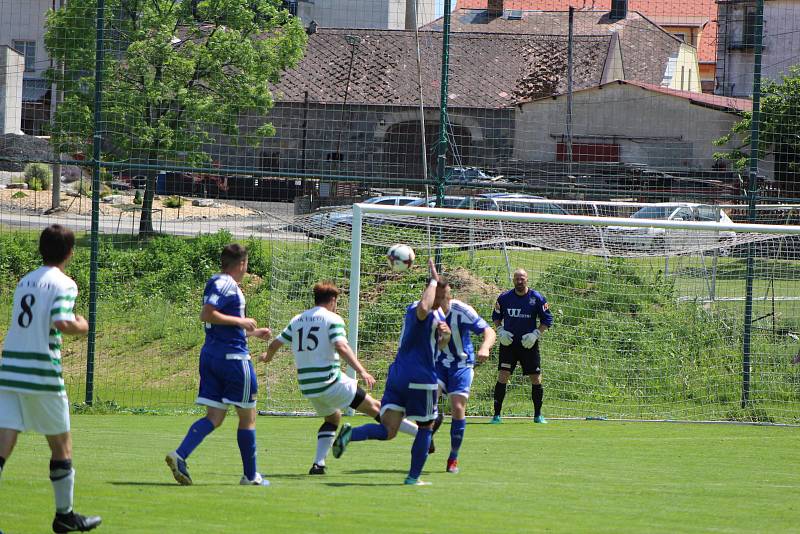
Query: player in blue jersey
430 282 496 473
332 259 451 485
491 268 553 424
166 244 272 486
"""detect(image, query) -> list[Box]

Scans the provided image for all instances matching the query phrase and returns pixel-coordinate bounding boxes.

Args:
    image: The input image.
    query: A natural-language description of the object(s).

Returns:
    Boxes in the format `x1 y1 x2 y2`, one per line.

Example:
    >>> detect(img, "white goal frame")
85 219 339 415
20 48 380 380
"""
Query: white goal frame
346 202 800 364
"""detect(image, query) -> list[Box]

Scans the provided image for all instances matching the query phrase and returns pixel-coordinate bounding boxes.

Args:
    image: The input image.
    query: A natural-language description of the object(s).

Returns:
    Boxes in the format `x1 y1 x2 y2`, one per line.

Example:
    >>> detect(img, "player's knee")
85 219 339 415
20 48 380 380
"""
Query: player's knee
417 420 434 431
206 414 225 428
530 374 542 385
385 427 399 440
370 398 381 415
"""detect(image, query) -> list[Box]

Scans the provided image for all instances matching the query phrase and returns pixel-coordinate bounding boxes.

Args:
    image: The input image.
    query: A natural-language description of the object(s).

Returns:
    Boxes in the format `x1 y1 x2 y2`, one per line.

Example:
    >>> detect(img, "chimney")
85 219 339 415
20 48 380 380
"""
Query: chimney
609 0 627 20
488 0 504 17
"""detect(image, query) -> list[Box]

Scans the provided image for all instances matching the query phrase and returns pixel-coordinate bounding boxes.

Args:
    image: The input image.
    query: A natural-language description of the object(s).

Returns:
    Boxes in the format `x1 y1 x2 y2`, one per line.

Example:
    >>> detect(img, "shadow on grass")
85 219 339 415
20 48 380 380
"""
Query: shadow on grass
324 482 404 487
109 481 197 487
343 469 407 475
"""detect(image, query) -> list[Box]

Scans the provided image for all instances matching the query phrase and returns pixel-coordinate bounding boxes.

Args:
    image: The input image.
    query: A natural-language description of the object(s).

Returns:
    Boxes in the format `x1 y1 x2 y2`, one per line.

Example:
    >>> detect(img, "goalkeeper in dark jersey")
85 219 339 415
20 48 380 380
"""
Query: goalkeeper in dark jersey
491 268 553 424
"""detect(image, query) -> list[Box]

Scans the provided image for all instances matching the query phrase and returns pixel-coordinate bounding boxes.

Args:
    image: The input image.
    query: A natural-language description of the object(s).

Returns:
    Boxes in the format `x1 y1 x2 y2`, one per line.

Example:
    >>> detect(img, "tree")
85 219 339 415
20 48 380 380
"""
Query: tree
45 0 307 234
714 66 800 196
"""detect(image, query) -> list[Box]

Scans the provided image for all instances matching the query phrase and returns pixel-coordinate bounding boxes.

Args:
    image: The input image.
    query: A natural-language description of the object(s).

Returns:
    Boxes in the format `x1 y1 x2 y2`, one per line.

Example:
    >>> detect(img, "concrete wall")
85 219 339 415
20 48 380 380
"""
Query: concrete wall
513 82 744 171
0 46 24 134
717 0 800 97
296 0 436 29
0 0 51 79
665 43 702 92
221 103 513 180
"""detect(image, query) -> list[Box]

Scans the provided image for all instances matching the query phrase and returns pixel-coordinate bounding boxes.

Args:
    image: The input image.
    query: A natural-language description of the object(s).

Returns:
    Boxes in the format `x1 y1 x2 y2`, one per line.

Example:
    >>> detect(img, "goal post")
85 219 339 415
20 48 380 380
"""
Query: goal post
265 201 800 423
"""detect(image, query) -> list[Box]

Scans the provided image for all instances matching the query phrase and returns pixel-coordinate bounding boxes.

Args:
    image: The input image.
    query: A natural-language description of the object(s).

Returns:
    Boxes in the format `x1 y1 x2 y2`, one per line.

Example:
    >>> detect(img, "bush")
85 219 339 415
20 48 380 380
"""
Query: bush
163 196 184 208
133 190 143 205
24 163 52 191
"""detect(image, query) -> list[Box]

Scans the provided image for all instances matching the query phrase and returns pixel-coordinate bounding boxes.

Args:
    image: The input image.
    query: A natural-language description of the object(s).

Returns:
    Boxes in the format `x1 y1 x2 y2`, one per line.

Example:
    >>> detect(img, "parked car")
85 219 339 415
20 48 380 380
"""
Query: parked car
406 195 466 208
456 193 569 215
604 203 736 252
308 195 421 231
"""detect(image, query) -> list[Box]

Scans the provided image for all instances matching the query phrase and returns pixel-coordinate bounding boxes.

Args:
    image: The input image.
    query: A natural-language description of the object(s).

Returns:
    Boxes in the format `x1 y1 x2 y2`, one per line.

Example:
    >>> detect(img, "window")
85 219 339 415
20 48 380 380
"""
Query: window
557 142 620 163
12 40 35 72
673 32 687 43
282 0 298 16
742 7 757 47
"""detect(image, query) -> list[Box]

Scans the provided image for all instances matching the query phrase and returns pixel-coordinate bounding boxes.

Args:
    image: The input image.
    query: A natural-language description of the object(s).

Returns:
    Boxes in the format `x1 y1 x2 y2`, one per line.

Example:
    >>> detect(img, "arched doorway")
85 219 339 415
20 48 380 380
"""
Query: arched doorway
384 121 474 183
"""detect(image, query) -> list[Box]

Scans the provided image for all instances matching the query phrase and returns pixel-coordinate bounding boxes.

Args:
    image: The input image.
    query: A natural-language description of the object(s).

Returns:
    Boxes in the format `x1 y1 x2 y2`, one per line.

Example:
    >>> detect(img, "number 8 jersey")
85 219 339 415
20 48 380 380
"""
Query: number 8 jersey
278 306 348 398
0 266 78 395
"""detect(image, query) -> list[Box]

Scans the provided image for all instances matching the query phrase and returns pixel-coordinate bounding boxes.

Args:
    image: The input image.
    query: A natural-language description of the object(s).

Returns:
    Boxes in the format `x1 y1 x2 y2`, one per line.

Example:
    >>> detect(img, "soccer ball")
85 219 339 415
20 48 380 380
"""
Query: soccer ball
387 244 415 272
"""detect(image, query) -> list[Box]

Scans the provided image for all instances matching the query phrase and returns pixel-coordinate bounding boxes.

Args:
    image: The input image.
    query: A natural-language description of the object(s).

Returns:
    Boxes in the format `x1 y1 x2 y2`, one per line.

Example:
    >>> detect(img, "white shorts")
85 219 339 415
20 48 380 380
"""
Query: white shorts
0 390 70 435
306 374 359 417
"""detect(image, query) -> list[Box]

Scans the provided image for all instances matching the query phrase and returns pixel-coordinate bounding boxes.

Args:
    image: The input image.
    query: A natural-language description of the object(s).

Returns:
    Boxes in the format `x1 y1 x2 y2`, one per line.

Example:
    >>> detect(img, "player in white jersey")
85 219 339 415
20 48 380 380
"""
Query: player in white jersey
261 282 418 474
0 225 101 533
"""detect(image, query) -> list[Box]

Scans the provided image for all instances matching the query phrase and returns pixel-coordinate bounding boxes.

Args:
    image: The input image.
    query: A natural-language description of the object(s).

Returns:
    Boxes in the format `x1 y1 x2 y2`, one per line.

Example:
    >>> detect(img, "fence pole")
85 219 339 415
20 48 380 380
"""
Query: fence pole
434 0 452 269
85 0 106 405
742 0 765 408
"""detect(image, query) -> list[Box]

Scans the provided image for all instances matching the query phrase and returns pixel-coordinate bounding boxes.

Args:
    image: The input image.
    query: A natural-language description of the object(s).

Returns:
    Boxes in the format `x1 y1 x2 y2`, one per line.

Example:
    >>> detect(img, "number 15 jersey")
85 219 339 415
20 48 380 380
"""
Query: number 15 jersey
0 266 78 396
278 306 348 398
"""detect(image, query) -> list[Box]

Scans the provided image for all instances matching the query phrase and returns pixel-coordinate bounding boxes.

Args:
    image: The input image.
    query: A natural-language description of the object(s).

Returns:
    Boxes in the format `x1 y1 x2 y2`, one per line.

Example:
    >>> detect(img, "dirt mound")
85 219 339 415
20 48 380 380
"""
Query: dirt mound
447 266 503 301
0 134 54 171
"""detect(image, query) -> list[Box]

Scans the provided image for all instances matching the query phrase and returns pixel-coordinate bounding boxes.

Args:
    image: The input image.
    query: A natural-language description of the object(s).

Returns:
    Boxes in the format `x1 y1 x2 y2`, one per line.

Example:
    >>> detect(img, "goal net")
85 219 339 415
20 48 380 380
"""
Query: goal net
265 200 800 424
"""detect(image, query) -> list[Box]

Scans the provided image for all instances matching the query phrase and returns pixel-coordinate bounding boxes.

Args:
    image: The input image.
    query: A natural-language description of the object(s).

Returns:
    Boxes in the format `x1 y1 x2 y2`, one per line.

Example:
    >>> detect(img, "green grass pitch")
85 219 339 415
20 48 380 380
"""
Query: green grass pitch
1 415 798 533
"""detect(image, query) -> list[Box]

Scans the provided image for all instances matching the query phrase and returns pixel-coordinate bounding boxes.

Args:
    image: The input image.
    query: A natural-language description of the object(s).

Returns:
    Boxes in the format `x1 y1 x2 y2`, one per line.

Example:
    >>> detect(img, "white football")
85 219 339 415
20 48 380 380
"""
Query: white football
387 244 415 272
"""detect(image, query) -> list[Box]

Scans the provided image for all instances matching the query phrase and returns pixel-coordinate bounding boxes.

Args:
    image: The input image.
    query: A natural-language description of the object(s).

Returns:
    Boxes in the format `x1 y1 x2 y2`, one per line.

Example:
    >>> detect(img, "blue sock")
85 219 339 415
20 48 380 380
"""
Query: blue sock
449 418 466 460
237 429 258 480
351 423 389 442
408 427 432 480
176 417 215 459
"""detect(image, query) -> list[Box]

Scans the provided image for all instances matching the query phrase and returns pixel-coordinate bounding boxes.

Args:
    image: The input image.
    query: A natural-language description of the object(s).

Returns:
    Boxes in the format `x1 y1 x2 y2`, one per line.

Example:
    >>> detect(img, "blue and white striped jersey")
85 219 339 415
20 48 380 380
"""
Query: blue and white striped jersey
437 299 489 369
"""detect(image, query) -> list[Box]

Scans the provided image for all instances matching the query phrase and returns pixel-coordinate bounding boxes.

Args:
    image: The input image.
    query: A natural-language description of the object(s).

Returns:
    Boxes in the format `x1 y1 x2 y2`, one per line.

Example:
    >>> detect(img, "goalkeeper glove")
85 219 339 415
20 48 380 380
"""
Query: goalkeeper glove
497 327 514 346
521 330 540 349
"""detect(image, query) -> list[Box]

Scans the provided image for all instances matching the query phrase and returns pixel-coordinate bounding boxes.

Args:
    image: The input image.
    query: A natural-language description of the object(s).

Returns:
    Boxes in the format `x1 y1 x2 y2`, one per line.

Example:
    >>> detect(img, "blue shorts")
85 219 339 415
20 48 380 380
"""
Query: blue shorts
435 363 474 398
197 348 258 409
380 365 438 422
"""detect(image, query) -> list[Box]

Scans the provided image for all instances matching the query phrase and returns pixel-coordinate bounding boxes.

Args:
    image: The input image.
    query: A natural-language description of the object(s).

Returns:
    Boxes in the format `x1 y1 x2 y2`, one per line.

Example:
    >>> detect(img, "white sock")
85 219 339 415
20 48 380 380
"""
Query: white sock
315 431 336 465
399 418 418 436
50 464 74 514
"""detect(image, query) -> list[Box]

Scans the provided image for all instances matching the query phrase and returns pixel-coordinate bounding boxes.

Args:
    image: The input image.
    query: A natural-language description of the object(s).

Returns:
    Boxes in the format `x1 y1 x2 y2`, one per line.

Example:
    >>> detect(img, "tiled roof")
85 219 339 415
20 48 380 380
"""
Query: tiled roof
455 0 718 63
273 29 611 108
622 80 751 111
524 79 751 111
424 9 681 86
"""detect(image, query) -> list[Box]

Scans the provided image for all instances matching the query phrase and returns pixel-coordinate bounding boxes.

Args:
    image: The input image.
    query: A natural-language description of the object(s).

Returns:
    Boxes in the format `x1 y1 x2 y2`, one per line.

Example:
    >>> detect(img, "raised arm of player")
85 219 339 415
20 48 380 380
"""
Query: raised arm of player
200 303 257 332
416 258 440 321
334 340 376 389
476 326 497 363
